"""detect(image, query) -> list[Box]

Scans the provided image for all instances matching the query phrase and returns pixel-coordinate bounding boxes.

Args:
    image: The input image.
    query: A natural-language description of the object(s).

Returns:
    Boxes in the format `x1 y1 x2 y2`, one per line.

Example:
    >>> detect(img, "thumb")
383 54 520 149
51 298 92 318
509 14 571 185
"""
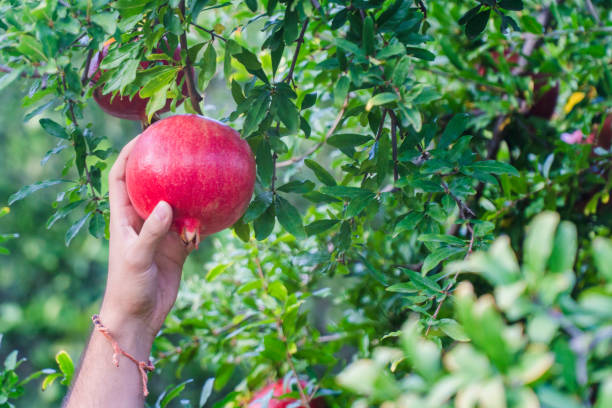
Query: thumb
134 201 173 266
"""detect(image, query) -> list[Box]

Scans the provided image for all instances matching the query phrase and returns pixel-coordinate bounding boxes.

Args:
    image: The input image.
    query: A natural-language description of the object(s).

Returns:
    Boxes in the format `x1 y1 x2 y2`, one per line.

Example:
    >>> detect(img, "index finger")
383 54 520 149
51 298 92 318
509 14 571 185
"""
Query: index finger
109 136 139 218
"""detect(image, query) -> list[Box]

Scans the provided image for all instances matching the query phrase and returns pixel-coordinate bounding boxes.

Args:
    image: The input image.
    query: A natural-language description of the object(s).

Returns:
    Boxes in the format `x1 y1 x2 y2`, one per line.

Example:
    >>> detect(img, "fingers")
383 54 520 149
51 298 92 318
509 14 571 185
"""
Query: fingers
109 136 139 218
109 137 142 236
131 201 173 268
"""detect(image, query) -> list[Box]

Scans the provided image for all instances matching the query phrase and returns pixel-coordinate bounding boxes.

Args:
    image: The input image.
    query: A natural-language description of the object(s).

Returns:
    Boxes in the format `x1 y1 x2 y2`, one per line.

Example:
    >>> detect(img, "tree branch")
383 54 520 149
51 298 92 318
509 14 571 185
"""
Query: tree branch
276 94 349 167
179 1 203 115
283 18 310 84
585 0 602 26
389 110 399 183
190 22 228 42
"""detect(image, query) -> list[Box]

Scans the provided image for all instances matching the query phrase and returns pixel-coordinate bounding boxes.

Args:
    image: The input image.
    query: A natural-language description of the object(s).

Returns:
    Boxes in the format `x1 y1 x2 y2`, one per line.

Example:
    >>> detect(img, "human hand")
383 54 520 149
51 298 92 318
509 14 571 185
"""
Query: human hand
99 137 192 346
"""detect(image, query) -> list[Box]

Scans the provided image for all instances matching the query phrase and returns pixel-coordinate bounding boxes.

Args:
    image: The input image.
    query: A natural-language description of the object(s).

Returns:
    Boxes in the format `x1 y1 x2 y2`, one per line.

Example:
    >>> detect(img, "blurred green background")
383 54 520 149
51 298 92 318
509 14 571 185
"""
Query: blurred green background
0 77 233 406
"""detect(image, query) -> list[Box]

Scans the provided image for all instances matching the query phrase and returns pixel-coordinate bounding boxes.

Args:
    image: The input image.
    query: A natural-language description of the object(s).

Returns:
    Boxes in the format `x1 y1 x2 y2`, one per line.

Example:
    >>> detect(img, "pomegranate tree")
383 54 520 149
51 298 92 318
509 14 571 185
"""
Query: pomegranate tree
125 115 256 248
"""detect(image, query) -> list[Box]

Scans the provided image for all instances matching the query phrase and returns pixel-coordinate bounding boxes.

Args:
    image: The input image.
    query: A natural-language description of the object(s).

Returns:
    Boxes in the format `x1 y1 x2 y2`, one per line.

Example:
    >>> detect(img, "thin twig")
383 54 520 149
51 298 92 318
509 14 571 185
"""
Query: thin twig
584 0 602 26
389 110 399 183
283 18 310 84
61 72 99 199
276 94 349 167
310 0 322 12
179 1 203 114
0 65 41 78
81 48 94 86
190 22 228 42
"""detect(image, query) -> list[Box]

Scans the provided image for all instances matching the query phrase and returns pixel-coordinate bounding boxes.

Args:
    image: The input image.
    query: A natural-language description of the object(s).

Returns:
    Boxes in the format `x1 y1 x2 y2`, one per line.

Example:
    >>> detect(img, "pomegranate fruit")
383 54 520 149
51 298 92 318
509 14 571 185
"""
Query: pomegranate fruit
125 115 256 248
88 39 189 122
248 380 326 408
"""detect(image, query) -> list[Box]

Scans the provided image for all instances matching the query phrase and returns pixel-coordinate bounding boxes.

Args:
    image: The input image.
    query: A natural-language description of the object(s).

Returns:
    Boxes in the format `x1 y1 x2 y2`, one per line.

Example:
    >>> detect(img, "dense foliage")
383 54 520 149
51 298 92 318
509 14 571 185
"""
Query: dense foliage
0 0 611 407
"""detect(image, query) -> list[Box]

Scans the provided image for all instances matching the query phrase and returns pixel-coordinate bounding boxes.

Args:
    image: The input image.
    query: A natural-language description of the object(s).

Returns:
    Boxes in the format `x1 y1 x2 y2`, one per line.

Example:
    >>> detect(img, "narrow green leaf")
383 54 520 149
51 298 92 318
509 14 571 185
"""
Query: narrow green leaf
254 205 275 240
439 114 470 149
305 159 337 186
466 9 490 39
9 179 67 205
466 160 519 176
305 219 340 236
40 119 70 139
275 196 305 239
422 246 465 275
65 213 92 246
366 92 398 111
199 377 215 407
55 350 74 386
206 263 232 282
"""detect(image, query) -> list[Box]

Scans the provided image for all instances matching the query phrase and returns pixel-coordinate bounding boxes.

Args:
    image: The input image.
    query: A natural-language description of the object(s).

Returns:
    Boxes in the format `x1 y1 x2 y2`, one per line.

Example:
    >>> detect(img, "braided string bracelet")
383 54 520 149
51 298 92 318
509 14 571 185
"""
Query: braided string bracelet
91 314 155 397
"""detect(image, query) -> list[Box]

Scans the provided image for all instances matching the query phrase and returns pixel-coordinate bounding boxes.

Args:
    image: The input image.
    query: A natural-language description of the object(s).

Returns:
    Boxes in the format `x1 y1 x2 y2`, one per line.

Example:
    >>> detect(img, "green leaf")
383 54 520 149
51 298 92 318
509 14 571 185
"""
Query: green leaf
327 133 372 151
320 186 371 199
305 159 337 186
592 238 612 282
158 379 193 408
277 180 315 193
275 196 305 239
346 193 375 218
55 350 74 386
244 192 274 223
366 92 398 111
199 378 215 407
394 212 425 234
91 12 118 35
139 66 179 98
4 350 18 370
334 75 350 106
466 160 519 176
254 205 275 240
524 212 560 279
9 179 67 205
301 92 317 109
438 319 469 341
42 372 62 391
458 5 481 25
65 213 92 246
405 47 435 61
401 268 443 293
256 139 274 186
438 114 470 149
206 263 232 282
422 246 465 275
245 0 258 12
377 43 406 60
17 35 47 62
146 84 171 122
40 119 70 140
362 16 375 55
277 98 300 134
305 219 340 236
262 335 286 362
547 221 577 274
0 67 25 93
465 9 490 39
88 211 106 239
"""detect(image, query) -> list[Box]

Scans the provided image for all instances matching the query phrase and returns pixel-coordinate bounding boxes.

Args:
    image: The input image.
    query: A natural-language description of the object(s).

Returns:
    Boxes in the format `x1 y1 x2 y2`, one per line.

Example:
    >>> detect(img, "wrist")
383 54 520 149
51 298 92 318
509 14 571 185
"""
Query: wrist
97 308 156 360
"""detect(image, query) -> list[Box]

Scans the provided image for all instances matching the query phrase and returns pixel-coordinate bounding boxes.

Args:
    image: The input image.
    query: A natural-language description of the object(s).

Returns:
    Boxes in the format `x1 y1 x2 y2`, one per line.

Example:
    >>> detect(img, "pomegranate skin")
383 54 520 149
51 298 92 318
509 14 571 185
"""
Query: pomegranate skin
248 380 327 408
88 41 188 121
125 115 256 245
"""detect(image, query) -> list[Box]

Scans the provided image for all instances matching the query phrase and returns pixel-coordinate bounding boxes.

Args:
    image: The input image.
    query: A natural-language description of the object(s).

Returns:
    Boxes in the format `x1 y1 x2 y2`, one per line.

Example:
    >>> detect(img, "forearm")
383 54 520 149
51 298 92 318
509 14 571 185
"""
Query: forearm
63 312 155 408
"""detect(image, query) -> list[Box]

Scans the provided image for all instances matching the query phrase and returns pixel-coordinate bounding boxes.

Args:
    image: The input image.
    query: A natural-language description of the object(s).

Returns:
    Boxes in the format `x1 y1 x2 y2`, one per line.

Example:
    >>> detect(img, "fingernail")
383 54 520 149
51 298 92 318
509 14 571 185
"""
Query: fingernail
153 201 170 222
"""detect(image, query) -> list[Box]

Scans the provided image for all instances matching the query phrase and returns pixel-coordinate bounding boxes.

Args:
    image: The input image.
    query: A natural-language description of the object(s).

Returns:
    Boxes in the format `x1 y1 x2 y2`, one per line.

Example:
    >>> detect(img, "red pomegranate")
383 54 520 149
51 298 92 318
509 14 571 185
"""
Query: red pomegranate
248 380 326 408
88 39 189 122
125 115 256 248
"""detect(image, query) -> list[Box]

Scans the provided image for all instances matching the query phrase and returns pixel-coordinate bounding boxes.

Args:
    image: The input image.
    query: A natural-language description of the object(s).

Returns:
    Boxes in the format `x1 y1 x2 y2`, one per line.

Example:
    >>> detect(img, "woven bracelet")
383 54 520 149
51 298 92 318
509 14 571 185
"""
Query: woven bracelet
91 314 155 397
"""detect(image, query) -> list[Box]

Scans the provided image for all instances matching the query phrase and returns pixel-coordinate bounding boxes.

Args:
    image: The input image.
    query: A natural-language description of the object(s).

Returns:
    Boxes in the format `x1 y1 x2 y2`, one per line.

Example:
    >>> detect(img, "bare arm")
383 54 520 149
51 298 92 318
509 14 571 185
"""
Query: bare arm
64 137 191 408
